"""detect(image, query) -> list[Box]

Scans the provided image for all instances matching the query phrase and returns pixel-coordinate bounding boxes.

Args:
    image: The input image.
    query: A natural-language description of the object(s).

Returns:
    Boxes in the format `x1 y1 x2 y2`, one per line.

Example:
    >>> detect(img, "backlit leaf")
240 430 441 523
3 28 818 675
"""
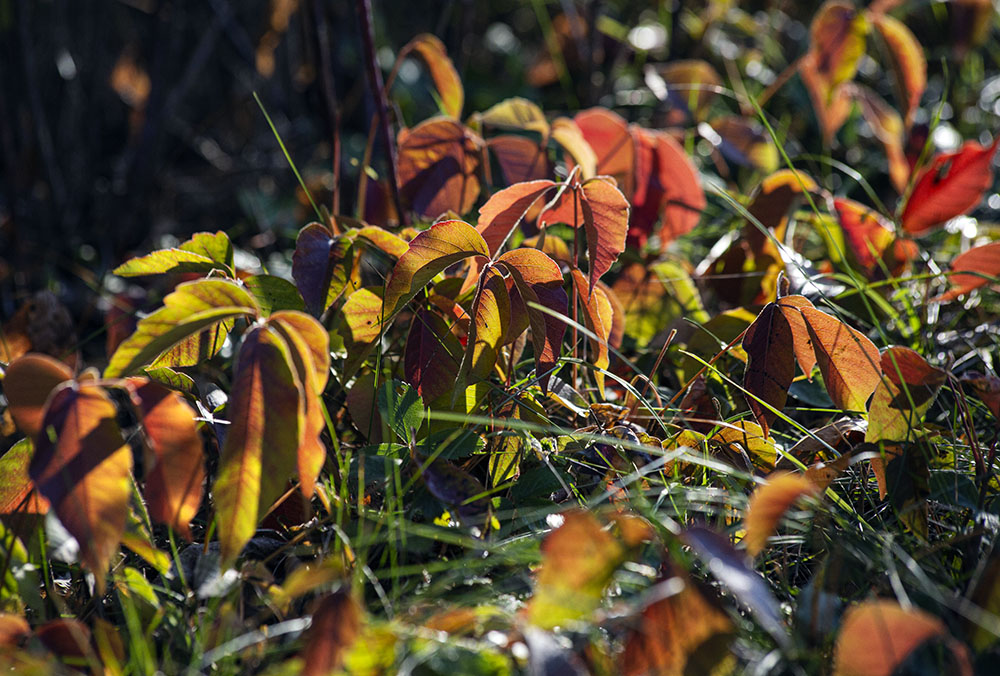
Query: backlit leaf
901 137 1000 235
457 268 510 387
809 1 868 89
3 353 73 438
292 223 355 315
398 34 463 119
659 59 722 121
497 248 568 392
872 13 926 126
834 197 916 278
383 220 489 317
710 116 779 173
529 510 624 629
575 108 636 196
338 287 384 378
934 240 1000 301
30 384 132 589
742 303 796 437
243 275 306 315
353 226 409 260
551 117 597 179
0 440 49 516
477 180 558 256
301 590 362 676
800 306 881 411
571 269 612 393
833 600 971 676
404 309 464 403
105 279 258 377
114 230 234 277
397 117 482 219
799 52 853 143
743 473 819 557
488 135 551 185
213 326 301 567
612 261 706 346
853 87 909 194
127 379 204 540
710 420 777 471
866 347 945 443
478 97 549 135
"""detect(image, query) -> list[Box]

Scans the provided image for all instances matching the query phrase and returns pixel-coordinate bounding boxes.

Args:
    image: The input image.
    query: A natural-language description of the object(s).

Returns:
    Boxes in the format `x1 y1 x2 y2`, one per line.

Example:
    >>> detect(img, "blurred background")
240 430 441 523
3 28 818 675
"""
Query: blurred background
1 0 997 357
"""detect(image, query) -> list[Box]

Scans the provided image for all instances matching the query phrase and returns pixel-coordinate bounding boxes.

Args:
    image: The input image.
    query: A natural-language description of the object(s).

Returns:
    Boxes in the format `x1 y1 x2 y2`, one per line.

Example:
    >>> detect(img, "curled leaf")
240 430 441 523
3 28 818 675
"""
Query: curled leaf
395 34 463 118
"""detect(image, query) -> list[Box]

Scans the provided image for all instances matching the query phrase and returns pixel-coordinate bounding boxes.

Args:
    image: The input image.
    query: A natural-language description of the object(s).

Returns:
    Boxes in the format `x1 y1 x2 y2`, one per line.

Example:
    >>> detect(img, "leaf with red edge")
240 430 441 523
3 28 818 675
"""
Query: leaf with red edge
268 311 331 497
477 180 558 256
934 240 1000 301
809 1 869 89
833 600 972 676
800 306 882 412
292 223 355 316
866 347 946 443
3 353 73 438
901 137 1000 235
396 34 463 119
621 571 734 676
30 383 132 590
574 108 636 196
301 590 362 676
571 269 613 393
497 248 568 393
126 379 204 540
404 309 464 403
743 473 819 557
213 326 301 567
834 197 916 278
742 303 796 438
872 13 926 127
0 439 49 516
397 117 482 220
487 135 551 185
630 127 705 251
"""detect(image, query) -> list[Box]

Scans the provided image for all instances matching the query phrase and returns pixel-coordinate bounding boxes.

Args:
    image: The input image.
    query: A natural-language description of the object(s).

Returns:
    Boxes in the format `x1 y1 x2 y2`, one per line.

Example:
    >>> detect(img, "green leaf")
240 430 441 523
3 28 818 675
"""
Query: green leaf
105 279 258 377
114 231 234 277
377 380 425 444
244 274 307 315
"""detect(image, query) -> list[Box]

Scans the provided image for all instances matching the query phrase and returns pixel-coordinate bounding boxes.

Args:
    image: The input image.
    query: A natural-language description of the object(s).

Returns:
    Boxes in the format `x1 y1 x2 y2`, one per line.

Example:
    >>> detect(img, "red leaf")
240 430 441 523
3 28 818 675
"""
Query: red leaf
834 197 916 278
477 180 558 256
934 240 1000 301
487 135 551 185
901 137 999 235
301 590 362 676
574 108 636 196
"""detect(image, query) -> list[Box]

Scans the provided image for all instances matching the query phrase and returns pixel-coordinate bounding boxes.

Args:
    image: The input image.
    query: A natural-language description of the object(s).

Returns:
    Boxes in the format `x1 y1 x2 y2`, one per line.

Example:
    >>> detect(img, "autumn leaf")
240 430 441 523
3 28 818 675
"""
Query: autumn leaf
872 13 926 127
934 240 1000 301
799 306 881 411
551 117 597 179
809 1 869 90
477 180 558 256
487 135 551 185
497 248 568 392
291 223 355 316
30 383 132 590
114 230 234 278
742 303 795 438
397 117 482 219
0 439 50 517
742 473 819 557
2 353 73 437
657 59 722 121
710 116 779 173
853 87 910 194
833 600 972 676
301 590 362 676
404 309 464 402
574 108 636 196
213 326 302 567
866 347 945 443
126 379 204 540
456 267 510 389
478 97 550 135
834 197 916 278
901 137 1000 235
394 34 463 118
799 51 853 144
710 420 777 471
105 279 258 377
383 219 490 317
570 270 613 393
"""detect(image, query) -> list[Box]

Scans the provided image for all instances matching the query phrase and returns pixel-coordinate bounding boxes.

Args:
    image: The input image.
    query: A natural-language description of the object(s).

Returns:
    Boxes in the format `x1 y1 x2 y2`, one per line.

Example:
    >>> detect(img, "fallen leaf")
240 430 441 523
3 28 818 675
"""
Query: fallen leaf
743 473 819 556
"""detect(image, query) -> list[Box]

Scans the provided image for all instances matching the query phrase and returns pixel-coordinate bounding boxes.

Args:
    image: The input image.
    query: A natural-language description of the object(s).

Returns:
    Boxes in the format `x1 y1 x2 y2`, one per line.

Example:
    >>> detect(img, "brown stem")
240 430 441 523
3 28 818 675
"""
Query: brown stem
356 0 407 225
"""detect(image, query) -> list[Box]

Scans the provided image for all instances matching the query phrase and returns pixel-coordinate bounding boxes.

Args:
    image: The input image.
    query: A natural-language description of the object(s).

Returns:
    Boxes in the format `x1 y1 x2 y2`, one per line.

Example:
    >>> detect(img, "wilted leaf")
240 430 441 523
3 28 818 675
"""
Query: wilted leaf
3 353 74 438
404 309 464 402
866 347 945 443
575 108 636 196
799 306 881 411
872 13 926 127
934 240 1000 301
383 220 489 317
498 248 568 392
901 137 1000 235
292 223 355 315
833 600 971 676
710 420 777 471
397 117 482 219
961 371 1000 421
529 511 624 629
809 1 868 89
743 473 819 557
477 180 558 256
213 326 301 567
30 384 132 589
301 589 362 676
621 572 734 676
105 279 258 377
397 34 463 118
114 231 234 277
127 379 204 540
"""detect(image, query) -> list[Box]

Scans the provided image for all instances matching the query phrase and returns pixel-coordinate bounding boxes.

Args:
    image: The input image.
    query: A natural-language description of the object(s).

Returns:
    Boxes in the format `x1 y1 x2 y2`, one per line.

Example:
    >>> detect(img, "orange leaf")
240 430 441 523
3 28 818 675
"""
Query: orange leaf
477 180 558 256
743 473 819 557
833 600 971 676
799 52 853 144
809 1 869 89
487 135 551 185
853 87 910 194
3 353 73 438
621 572 733 676
571 269 613 393
776 295 819 380
301 590 362 676
397 34 463 119
934 240 1000 301
457 268 510 387
834 197 916 278
397 117 482 219
901 137 1000 235
497 248 568 392
0 614 30 648
213 326 301 567
742 303 796 437
866 347 945 443
574 108 636 196
30 384 132 589
127 379 204 541
872 13 926 127
800 306 882 411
